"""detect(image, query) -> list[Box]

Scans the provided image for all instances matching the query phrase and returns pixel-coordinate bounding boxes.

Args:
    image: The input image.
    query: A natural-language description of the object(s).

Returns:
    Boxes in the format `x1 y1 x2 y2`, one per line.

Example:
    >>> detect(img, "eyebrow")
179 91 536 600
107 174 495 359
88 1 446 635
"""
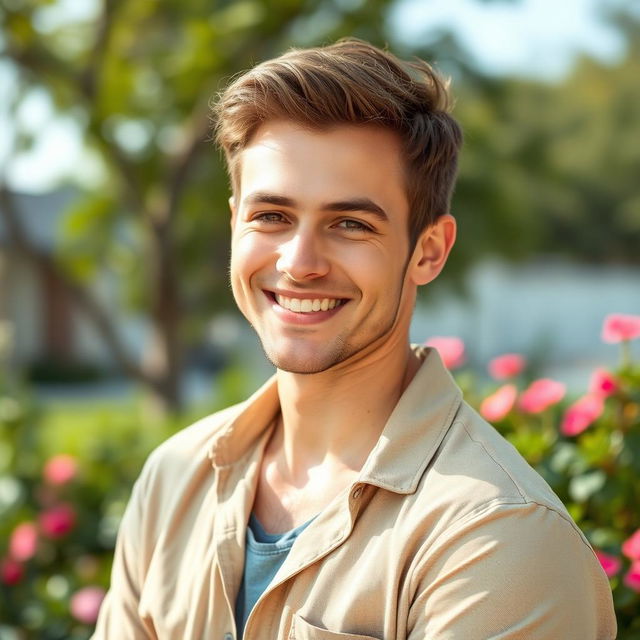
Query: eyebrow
242 192 389 222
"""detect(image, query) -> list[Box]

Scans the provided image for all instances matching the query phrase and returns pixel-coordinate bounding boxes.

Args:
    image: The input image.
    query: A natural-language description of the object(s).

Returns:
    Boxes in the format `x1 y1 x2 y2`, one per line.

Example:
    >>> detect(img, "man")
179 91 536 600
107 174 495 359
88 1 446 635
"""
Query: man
93 39 616 639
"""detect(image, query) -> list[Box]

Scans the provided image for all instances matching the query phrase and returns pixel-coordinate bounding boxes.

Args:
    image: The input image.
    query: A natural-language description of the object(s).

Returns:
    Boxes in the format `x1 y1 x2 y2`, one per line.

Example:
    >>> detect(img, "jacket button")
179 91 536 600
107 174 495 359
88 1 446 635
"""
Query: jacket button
352 486 362 499
224 634 233 640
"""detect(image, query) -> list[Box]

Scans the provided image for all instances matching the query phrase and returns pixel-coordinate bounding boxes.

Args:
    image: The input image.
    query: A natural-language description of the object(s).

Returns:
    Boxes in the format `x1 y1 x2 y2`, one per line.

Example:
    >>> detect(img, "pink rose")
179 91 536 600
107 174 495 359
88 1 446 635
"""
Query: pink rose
424 337 465 369
0 557 24 585
560 394 604 437
70 586 106 624
488 354 526 380
622 529 640 561
602 313 640 343
588 368 618 397
519 379 566 414
624 561 640 592
594 550 621 578
480 384 517 422
43 454 78 486
9 521 38 561
39 503 76 539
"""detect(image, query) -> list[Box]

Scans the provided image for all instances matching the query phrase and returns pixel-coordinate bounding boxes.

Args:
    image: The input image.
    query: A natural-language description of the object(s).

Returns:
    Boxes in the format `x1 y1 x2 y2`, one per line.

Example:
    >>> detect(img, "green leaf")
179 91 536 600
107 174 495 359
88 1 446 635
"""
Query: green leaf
569 470 607 503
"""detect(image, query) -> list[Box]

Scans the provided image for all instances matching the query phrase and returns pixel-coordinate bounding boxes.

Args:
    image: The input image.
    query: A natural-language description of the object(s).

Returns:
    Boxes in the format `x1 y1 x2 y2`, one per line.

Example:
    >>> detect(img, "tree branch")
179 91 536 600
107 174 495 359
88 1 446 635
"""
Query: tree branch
165 104 212 226
79 0 121 102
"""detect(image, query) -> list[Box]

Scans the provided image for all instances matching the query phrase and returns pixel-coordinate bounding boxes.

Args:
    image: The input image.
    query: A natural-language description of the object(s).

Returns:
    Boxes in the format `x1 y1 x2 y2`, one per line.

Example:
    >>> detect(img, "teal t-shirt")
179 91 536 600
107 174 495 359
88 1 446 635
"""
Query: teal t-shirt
234 513 313 639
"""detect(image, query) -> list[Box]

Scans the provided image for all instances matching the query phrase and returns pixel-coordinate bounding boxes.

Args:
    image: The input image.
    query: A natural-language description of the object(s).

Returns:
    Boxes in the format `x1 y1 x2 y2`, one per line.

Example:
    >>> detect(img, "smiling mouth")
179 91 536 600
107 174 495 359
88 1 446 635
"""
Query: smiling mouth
269 292 348 313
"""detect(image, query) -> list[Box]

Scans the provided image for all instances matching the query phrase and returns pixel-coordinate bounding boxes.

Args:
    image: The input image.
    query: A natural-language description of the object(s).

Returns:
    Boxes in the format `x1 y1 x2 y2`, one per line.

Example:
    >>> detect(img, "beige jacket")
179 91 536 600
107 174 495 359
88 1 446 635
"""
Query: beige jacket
93 348 617 639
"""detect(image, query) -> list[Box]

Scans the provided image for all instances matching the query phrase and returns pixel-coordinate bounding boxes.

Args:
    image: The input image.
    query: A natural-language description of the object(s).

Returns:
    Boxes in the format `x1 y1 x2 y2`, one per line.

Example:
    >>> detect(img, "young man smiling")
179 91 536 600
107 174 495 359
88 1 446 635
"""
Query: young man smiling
93 40 616 639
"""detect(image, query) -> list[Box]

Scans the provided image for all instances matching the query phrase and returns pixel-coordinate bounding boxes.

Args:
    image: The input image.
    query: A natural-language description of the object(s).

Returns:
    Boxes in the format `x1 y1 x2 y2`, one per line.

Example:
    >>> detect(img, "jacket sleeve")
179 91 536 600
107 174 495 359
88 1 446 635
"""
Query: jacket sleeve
91 472 155 639
406 501 617 640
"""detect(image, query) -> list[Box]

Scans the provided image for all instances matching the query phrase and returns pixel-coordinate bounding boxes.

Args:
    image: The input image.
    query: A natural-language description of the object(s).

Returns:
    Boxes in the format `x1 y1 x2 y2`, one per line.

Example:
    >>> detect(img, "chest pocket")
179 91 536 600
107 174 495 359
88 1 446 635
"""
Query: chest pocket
289 613 381 640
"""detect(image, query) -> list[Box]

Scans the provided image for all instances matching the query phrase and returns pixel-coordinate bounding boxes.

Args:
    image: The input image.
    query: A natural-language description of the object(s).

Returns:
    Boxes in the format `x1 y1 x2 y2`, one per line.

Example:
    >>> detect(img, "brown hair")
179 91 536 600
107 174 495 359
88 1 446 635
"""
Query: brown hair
212 38 462 247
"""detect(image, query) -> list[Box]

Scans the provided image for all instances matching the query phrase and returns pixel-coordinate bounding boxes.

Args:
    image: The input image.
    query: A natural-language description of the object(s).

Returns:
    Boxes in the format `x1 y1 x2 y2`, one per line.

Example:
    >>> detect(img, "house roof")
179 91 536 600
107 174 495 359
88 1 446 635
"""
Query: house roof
0 187 77 251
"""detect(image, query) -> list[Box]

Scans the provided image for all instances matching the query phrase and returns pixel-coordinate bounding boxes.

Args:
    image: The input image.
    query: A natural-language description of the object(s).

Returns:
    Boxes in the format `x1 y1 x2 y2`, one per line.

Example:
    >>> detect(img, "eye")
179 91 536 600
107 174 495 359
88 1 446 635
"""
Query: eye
335 219 371 232
253 211 286 224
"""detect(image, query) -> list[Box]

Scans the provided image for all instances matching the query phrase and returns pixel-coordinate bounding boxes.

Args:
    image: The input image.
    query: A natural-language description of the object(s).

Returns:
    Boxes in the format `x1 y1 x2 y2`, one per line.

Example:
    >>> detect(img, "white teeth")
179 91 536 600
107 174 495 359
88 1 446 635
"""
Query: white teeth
275 294 342 313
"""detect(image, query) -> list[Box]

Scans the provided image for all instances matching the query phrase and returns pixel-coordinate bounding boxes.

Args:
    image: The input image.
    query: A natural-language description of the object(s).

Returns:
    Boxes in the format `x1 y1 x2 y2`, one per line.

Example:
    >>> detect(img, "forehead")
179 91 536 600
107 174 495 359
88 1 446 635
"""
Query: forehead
236 121 408 213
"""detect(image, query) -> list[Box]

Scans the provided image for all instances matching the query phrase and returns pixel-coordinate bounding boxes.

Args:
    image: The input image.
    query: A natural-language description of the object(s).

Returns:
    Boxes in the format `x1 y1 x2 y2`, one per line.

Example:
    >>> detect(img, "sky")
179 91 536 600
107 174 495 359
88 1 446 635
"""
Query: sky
390 0 627 79
0 0 631 193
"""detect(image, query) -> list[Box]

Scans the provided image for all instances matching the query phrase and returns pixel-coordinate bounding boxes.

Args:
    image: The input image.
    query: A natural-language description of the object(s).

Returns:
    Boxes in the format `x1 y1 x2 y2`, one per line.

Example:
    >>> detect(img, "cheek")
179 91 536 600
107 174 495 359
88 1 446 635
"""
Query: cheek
230 235 275 297
338 243 405 296
232 235 268 271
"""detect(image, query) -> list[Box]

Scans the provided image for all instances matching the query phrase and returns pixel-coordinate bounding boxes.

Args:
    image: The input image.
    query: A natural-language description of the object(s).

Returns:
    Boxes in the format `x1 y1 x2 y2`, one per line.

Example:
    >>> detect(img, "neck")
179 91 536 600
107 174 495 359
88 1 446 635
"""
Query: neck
274 335 421 481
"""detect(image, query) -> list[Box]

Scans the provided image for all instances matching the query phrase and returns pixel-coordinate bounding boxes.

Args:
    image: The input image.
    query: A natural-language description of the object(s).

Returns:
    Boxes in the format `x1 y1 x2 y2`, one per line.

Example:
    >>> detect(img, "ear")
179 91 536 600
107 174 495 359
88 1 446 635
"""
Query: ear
229 196 237 229
408 214 456 286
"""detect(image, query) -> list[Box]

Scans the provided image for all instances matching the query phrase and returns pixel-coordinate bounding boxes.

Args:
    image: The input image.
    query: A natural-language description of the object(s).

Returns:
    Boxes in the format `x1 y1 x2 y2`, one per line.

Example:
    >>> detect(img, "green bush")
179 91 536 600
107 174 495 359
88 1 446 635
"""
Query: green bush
0 315 639 637
0 386 171 638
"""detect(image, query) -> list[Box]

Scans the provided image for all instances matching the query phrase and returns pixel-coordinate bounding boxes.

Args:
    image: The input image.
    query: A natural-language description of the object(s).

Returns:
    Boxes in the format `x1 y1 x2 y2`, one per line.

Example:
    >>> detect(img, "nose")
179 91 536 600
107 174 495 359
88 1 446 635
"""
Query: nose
275 229 330 281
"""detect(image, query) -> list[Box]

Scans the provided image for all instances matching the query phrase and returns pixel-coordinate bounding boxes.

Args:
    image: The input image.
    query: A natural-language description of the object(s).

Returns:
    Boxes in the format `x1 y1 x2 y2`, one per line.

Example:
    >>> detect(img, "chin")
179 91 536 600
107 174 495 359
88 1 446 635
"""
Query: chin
261 340 351 374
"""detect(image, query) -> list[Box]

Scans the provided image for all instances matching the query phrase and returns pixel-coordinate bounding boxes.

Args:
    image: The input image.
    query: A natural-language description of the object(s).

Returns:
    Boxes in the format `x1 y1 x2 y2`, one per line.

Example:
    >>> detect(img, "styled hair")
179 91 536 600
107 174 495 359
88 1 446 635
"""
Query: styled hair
213 38 462 246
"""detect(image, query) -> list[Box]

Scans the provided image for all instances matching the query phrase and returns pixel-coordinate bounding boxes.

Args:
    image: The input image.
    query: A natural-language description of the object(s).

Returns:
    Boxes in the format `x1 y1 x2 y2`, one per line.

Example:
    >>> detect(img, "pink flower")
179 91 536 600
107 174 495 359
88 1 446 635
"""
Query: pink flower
519 379 566 414
39 503 76 539
424 337 465 369
594 550 621 578
9 521 38 561
0 557 24 585
624 561 640 592
480 384 517 422
602 313 640 343
560 394 604 437
622 529 640 561
588 368 618 397
43 454 78 486
488 354 526 380
70 586 106 624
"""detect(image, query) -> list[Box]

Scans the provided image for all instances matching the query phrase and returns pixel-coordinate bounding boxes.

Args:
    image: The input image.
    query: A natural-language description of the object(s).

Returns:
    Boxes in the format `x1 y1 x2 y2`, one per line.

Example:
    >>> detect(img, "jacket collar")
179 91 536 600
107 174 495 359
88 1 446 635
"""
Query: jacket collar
207 346 462 494
358 346 462 493
206 374 280 468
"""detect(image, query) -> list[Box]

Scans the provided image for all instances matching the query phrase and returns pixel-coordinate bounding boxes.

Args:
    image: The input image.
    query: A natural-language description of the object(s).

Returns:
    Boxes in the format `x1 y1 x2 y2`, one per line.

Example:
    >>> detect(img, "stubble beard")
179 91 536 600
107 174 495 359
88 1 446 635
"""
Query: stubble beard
259 332 351 375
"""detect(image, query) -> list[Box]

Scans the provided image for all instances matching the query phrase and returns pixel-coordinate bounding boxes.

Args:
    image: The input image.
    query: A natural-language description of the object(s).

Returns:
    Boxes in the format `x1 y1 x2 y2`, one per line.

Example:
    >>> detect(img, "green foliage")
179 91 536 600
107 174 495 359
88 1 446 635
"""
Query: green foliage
447 34 640 283
0 384 150 637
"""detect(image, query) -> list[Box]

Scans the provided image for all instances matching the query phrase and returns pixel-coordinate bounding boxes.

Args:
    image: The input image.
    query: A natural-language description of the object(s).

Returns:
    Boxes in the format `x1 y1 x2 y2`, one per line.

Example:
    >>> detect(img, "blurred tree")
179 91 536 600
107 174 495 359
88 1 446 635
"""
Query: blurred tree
450 9 640 279
0 0 396 412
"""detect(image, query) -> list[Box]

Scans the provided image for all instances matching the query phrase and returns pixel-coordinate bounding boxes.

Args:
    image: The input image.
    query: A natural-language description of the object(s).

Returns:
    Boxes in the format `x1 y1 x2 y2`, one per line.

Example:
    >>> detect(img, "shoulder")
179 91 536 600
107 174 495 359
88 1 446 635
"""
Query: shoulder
149 402 243 461
407 404 616 636
420 400 586 543
133 402 244 500
407 493 616 638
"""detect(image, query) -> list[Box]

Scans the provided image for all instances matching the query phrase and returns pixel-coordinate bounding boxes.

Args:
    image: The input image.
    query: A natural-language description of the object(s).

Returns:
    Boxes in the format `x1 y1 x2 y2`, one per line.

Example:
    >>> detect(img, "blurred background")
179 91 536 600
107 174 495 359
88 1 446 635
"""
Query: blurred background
1 0 640 637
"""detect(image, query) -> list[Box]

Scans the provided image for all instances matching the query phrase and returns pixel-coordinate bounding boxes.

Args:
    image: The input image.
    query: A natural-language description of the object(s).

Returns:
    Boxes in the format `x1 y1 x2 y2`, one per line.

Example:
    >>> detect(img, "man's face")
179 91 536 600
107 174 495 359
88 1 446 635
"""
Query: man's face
229 121 414 374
